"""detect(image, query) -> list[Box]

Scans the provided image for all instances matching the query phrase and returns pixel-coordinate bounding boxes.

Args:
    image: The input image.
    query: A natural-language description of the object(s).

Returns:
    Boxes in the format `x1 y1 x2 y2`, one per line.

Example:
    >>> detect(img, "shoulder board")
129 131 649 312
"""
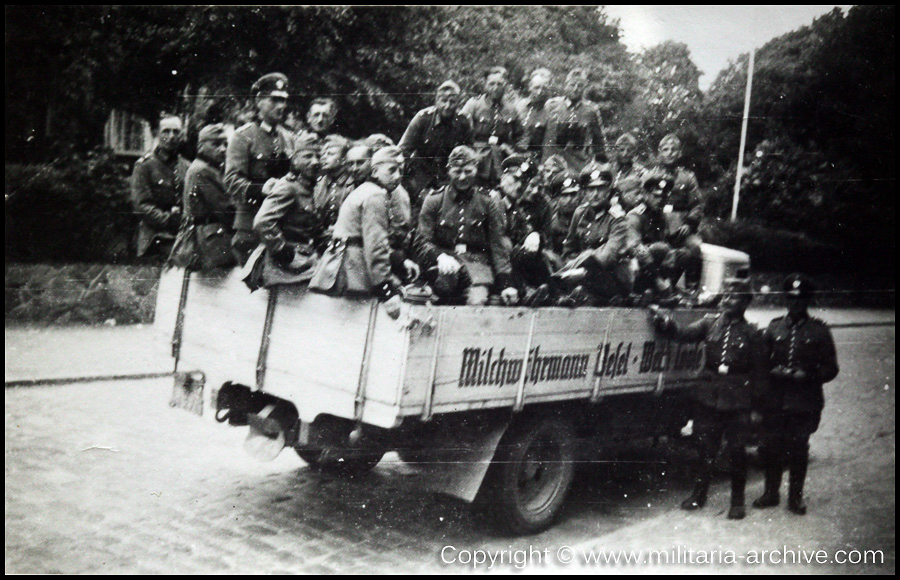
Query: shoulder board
136 153 152 163
704 313 720 319
235 122 256 134
810 317 828 326
422 106 437 115
609 204 625 219
628 204 646 216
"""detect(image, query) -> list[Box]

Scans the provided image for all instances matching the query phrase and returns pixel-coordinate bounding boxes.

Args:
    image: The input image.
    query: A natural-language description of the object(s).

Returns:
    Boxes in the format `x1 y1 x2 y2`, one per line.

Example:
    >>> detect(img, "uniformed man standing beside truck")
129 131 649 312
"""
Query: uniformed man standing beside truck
651 278 766 520
754 274 839 515
225 73 295 264
131 115 190 260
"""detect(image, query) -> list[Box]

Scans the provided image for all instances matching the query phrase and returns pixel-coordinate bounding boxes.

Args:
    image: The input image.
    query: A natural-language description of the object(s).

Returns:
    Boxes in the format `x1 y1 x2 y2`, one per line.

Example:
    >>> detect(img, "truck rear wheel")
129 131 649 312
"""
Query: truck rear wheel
296 448 384 476
478 418 575 535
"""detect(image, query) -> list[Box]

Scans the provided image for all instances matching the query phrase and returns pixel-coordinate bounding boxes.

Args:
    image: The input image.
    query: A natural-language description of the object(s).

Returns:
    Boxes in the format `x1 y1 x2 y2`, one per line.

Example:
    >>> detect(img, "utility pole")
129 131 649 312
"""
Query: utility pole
731 49 755 222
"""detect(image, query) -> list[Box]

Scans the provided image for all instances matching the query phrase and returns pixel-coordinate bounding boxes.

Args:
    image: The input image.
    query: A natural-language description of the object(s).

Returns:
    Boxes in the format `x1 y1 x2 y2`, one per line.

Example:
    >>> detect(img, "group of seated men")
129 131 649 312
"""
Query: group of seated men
131 70 706 308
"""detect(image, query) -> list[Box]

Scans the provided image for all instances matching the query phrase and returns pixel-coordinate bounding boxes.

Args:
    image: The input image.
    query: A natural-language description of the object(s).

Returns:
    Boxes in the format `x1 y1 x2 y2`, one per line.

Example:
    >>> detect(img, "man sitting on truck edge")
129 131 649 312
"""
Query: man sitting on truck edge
414 145 517 306
250 133 326 288
309 146 417 320
650 278 767 520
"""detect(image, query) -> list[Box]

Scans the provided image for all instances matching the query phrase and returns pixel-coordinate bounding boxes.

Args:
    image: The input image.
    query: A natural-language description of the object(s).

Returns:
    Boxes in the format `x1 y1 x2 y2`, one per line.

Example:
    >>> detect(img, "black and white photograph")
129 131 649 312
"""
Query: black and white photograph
5 5 894 574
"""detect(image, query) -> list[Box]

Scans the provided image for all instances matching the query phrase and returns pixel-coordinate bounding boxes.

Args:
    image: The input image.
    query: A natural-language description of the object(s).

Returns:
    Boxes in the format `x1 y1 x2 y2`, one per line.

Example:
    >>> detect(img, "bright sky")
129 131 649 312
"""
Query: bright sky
603 5 854 91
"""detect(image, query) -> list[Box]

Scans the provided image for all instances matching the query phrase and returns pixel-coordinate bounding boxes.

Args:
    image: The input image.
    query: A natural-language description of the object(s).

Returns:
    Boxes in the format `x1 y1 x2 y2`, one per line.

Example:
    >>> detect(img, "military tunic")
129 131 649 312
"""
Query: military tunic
763 314 839 415
310 181 406 298
612 160 647 211
225 121 294 260
130 147 190 257
416 184 511 286
398 106 472 197
459 95 523 187
313 171 355 232
253 172 323 255
515 97 551 159
658 312 766 411
505 190 557 290
542 97 607 173
651 164 705 233
183 154 233 227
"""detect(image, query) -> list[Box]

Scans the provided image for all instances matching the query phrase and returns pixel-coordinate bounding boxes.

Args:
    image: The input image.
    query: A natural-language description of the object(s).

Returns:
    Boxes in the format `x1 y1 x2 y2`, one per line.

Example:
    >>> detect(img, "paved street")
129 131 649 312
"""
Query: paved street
5 313 895 574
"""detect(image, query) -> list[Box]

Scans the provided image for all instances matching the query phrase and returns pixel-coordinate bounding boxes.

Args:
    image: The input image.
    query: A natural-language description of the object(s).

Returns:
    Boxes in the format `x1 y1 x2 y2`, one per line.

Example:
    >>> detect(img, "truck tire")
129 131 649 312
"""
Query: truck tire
478 418 576 535
295 448 384 476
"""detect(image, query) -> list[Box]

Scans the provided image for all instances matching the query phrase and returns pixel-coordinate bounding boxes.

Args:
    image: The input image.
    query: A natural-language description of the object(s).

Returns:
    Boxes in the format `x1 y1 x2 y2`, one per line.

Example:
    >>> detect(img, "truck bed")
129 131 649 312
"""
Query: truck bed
156 267 711 430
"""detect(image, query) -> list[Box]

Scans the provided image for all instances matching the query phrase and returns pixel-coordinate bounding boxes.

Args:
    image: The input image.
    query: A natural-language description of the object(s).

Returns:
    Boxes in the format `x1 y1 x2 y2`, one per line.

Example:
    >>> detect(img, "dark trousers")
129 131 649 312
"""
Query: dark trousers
758 410 821 499
689 405 751 505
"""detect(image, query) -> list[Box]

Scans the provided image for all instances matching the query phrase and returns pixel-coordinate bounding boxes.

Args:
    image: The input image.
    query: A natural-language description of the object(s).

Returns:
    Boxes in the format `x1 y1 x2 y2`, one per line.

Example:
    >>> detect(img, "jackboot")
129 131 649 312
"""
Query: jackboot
727 450 747 520
753 448 782 509
681 460 711 511
787 452 809 515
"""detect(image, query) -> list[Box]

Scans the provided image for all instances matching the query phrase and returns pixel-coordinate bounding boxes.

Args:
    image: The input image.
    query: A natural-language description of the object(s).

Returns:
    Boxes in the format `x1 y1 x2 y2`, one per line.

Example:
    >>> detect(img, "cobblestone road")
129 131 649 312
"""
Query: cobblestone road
5 322 894 574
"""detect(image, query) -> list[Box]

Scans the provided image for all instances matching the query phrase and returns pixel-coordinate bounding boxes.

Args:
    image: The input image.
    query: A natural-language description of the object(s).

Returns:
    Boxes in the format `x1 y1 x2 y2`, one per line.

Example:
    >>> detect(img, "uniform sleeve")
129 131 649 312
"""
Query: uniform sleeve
561 206 583 260
360 191 394 289
592 214 628 269
813 324 840 384
193 165 232 217
659 316 713 343
131 160 177 230
541 100 561 164
589 106 607 161
682 172 705 231
398 110 427 158
486 194 512 276
224 129 262 206
253 180 293 254
750 324 771 406
414 194 442 266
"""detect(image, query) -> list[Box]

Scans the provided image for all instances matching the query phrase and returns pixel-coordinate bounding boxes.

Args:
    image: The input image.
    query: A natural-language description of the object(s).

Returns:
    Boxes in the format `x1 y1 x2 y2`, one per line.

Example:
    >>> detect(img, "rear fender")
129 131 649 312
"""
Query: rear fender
402 414 510 503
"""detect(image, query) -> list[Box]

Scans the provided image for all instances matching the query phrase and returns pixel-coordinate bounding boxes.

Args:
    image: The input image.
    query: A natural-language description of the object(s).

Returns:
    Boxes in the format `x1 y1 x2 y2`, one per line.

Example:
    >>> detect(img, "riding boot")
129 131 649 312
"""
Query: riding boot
753 445 782 508
727 448 747 520
787 449 809 515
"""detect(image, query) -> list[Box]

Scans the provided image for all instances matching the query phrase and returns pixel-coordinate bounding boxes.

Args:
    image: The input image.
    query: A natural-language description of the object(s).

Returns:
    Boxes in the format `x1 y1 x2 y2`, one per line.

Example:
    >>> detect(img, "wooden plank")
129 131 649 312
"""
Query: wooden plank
397 306 709 417
178 268 268 389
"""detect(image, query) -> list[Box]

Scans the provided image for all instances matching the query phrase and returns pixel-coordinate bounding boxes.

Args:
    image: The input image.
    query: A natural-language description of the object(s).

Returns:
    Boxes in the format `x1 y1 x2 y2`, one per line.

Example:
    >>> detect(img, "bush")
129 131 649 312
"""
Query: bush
5 149 137 263
701 218 847 274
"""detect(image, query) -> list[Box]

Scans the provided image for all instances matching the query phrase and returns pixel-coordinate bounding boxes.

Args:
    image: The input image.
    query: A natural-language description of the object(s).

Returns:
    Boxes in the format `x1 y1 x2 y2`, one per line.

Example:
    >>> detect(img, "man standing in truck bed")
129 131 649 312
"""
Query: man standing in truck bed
225 73 295 264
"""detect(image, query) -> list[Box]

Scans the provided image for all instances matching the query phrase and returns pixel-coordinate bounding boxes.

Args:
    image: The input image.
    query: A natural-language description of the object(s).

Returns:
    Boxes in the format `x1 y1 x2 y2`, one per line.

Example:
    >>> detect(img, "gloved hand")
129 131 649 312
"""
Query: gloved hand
384 295 403 320
437 253 461 276
404 259 421 282
522 232 541 253
500 287 519 305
